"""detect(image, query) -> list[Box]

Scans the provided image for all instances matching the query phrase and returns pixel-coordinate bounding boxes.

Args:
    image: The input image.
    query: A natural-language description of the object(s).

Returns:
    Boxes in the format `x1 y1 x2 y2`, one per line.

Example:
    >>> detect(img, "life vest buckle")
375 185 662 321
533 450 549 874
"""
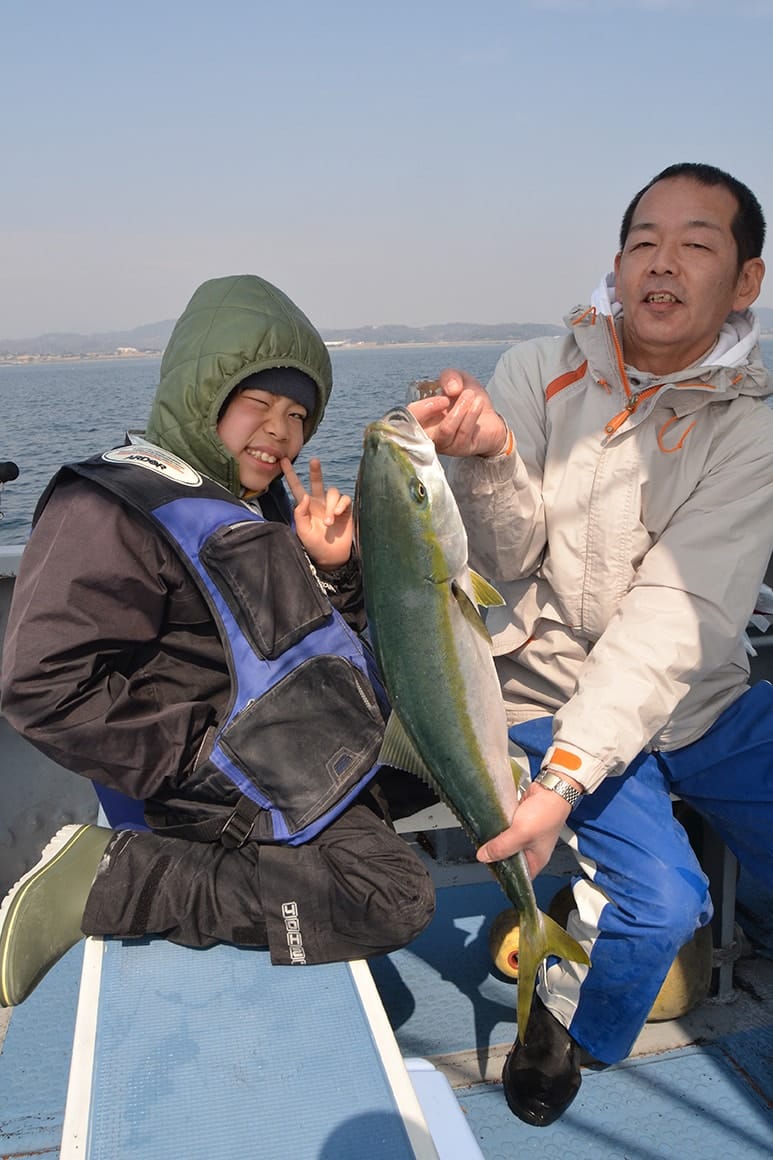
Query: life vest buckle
220 799 261 848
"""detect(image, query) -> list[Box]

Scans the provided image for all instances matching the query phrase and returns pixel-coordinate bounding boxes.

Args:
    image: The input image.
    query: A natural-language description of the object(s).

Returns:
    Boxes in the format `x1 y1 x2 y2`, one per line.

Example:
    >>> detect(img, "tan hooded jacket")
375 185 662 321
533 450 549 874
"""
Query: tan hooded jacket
450 296 773 792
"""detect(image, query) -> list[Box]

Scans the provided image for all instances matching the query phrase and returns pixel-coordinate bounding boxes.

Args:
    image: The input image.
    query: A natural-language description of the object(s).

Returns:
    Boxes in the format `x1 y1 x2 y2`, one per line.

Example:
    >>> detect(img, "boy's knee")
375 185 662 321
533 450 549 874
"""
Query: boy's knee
344 869 435 955
262 810 436 959
333 846 435 942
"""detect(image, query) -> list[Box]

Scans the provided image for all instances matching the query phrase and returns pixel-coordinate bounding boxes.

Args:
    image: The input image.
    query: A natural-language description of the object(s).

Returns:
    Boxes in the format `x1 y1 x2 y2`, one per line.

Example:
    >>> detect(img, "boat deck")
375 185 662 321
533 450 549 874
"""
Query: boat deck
374 866 773 1158
1 833 771 1159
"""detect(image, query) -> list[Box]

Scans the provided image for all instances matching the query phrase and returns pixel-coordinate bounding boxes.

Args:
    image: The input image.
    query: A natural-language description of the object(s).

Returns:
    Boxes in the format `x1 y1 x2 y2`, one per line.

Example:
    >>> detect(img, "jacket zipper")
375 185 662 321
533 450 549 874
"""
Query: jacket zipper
605 392 639 435
602 315 661 437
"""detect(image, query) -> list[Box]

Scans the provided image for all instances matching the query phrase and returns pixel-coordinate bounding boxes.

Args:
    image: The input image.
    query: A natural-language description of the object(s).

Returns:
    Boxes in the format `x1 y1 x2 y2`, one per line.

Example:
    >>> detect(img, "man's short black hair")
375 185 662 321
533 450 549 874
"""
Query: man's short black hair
619 162 766 270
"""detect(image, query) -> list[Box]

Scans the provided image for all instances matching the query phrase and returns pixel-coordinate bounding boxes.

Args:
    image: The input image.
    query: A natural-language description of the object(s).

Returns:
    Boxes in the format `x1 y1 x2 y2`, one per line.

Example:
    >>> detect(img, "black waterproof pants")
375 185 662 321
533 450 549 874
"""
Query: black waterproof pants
82 800 435 965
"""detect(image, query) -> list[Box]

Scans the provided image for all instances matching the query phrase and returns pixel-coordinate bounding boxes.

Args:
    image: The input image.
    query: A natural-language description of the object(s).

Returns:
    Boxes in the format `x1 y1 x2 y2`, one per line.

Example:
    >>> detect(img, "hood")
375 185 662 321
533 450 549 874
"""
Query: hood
573 272 771 401
145 274 333 494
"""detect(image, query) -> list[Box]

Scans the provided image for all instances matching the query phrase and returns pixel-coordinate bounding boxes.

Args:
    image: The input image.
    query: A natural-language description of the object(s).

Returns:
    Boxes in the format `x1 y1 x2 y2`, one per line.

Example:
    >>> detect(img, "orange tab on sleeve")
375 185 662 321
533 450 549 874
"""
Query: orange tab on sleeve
551 747 583 772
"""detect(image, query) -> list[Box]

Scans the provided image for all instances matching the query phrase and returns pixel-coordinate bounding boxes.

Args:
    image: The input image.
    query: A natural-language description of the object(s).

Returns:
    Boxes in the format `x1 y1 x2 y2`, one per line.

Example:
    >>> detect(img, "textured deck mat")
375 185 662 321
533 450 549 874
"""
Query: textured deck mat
3 876 770 1160
457 1045 773 1160
0 942 83 1157
718 1023 773 1103
77 939 419 1160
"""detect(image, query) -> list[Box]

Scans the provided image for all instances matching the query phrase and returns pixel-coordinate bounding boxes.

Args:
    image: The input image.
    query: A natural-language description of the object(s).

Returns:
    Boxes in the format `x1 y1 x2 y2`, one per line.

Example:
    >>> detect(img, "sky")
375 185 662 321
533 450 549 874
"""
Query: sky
2 0 773 339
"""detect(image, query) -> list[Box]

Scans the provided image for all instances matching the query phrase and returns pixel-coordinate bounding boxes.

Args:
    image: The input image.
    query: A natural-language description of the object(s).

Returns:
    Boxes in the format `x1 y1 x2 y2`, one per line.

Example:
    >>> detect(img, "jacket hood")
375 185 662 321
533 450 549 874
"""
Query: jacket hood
570 272 772 402
145 274 333 494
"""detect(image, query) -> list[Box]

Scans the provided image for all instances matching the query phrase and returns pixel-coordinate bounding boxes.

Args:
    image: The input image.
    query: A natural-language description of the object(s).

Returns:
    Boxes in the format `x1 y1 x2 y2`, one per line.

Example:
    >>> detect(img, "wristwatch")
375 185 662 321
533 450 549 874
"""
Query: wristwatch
534 768 584 810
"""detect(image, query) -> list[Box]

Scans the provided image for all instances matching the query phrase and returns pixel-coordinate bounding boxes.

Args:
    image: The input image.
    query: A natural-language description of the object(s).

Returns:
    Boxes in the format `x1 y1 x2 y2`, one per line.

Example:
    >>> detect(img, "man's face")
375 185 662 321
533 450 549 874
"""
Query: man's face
614 176 765 375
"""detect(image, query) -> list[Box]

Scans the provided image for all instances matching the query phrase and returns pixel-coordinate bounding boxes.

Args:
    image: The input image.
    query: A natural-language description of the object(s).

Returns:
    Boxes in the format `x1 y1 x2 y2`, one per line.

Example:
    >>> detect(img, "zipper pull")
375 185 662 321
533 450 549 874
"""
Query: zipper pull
604 392 640 436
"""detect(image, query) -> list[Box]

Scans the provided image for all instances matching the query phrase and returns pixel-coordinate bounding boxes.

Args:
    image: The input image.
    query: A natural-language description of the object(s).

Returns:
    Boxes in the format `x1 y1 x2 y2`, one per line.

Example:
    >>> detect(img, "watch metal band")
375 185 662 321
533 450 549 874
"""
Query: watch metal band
535 768 583 810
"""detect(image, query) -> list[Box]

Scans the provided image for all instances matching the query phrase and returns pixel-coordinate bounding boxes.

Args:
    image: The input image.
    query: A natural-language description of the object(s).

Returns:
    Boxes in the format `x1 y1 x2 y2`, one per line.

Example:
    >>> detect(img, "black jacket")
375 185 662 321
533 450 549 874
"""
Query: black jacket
1 474 365 805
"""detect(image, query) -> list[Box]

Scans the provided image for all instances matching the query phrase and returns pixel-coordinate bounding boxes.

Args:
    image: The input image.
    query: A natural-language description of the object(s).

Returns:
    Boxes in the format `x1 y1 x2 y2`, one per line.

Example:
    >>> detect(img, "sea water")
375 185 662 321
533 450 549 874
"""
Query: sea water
0 343 513 544
2 337 773 545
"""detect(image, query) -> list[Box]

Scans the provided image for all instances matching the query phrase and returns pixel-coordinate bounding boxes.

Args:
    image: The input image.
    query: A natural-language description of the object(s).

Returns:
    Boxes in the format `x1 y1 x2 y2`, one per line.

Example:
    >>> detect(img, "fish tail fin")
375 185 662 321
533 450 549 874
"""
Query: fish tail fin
515 910 590 1041
541 910 590 969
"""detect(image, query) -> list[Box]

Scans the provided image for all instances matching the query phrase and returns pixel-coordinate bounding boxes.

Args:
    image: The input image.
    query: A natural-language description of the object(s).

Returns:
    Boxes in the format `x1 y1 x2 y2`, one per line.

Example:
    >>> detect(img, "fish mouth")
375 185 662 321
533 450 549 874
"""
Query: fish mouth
371 405 423 437
364 406 436 465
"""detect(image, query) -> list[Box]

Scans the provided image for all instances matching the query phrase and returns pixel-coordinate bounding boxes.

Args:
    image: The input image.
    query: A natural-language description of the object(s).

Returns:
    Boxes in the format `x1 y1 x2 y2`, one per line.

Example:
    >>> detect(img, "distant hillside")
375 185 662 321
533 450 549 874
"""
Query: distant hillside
4 307 771 358
0 321 176 357
0 318 564 358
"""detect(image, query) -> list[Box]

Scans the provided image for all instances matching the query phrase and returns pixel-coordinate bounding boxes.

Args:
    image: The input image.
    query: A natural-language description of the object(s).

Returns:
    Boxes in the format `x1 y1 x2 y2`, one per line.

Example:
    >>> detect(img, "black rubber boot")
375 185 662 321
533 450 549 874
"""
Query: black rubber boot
501 994 582 1126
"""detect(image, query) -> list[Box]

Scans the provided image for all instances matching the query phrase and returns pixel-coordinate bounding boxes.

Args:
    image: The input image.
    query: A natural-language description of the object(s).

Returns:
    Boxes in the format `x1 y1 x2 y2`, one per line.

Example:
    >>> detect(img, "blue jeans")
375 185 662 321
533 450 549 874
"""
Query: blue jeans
510 680 773 1063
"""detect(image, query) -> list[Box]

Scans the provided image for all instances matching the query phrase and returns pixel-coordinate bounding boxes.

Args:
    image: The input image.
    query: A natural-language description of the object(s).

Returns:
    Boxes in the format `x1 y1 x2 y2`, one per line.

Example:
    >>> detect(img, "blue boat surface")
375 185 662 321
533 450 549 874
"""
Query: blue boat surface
1 543 772 1158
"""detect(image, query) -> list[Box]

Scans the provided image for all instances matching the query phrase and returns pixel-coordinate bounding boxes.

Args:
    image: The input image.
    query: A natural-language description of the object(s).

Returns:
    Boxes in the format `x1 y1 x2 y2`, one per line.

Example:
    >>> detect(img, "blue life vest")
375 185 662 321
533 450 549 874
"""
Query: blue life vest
61 443 385 846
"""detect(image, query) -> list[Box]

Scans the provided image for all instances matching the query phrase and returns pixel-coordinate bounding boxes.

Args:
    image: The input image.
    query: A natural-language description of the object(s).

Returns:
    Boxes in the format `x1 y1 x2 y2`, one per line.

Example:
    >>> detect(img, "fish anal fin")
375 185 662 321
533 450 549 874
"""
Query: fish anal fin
378 712 435 785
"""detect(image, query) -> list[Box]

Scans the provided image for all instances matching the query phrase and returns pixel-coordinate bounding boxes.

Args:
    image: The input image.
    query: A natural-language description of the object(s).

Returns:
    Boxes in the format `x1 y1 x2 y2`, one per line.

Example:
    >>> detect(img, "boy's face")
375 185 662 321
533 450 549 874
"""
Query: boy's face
217 387 307 493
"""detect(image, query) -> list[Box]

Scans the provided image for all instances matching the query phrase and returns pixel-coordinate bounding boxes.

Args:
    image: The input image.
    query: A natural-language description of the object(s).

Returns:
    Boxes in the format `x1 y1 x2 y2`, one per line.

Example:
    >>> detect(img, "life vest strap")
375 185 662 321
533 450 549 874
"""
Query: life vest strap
220 798 264 848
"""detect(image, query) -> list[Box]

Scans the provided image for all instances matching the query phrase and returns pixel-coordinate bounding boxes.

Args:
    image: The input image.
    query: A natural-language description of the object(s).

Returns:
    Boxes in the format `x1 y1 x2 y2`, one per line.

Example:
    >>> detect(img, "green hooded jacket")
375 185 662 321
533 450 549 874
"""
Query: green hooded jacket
145 274 333 496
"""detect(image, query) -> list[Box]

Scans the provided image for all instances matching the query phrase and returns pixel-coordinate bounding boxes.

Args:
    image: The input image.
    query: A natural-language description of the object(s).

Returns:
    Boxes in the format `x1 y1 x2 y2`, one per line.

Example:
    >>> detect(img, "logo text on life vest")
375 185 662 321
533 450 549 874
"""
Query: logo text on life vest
102 445 202 486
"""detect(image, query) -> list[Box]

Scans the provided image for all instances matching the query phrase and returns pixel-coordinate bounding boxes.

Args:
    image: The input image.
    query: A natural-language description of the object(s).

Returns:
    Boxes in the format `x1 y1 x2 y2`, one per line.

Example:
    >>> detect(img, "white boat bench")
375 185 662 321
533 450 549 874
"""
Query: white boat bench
60 933 484 1160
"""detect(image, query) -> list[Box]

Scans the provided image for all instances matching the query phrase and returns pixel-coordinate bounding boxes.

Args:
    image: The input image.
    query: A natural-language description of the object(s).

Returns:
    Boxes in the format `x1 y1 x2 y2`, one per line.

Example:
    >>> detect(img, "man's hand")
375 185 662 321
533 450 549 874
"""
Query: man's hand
408 368 509 458
476 780 574 878
281 457 353 568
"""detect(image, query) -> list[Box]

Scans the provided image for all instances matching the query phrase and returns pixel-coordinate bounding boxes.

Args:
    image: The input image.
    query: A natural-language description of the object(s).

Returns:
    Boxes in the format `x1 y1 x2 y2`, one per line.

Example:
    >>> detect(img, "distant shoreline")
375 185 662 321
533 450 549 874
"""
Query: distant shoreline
0 351 163 367
2 331 772 367
326 338 525 351
0 338 522 367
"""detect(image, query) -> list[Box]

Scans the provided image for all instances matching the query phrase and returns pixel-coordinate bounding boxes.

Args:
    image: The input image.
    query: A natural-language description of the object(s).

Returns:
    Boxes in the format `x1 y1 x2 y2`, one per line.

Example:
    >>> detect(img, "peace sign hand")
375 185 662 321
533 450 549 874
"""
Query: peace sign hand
281 457 353 569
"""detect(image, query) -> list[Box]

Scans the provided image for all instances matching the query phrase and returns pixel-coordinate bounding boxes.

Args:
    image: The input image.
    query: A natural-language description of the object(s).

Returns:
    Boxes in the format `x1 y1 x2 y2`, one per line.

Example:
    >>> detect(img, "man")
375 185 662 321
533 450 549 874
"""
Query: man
411 163 773 1126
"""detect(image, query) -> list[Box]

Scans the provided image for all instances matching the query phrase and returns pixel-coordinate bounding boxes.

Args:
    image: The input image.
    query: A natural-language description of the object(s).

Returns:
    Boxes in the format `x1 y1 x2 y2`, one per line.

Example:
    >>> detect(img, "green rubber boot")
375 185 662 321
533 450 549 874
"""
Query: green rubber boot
0 824 114 1007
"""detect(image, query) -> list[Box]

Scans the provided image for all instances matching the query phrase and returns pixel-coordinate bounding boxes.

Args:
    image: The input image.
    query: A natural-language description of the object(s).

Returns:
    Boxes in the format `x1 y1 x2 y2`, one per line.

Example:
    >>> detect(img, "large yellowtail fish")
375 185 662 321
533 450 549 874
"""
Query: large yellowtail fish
355 406 588 1038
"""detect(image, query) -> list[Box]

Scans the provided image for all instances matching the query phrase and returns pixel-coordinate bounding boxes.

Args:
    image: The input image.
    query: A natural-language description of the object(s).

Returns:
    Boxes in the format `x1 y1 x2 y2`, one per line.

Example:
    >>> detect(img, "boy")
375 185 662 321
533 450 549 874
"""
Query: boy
0 273 435 1006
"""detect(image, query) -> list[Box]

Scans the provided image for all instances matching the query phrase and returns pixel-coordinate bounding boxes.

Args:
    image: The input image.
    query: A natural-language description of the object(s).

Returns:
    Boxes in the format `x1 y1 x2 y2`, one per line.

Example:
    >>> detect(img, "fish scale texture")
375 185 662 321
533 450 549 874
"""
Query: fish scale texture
83 938 416 1160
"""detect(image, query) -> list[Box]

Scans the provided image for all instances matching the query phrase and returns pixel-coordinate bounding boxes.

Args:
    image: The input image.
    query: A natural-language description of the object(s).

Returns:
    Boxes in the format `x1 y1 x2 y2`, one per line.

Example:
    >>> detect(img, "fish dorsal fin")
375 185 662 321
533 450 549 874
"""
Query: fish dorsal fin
378 712 435 785
452 580 493 644
470 570 505 607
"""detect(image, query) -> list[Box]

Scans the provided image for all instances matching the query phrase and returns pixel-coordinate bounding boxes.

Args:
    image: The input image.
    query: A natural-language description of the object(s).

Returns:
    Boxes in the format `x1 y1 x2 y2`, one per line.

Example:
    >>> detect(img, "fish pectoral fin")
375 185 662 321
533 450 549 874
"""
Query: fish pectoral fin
511 756 528 794
378 712 435 784
451 580 494 644
469 570 505 607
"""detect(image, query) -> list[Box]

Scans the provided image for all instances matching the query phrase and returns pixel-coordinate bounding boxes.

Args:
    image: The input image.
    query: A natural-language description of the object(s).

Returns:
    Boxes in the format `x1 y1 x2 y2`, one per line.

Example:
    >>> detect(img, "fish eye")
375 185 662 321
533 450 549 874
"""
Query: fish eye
409 477 427 505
